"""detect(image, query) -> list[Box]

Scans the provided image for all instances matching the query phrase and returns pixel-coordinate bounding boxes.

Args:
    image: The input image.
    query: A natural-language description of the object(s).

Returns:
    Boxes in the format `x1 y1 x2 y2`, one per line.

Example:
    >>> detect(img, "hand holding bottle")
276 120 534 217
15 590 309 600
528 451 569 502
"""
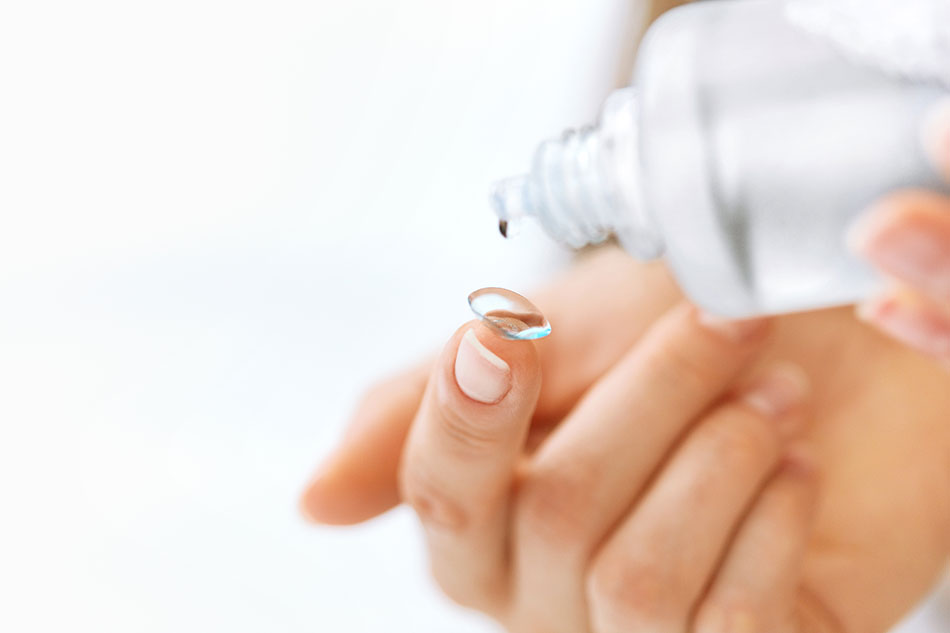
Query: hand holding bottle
849 100 950 361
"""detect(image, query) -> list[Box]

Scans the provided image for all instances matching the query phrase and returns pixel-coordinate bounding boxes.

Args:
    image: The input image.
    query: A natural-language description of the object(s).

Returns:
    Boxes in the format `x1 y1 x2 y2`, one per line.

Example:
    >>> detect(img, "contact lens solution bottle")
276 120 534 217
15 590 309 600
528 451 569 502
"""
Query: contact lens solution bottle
492 0 950 317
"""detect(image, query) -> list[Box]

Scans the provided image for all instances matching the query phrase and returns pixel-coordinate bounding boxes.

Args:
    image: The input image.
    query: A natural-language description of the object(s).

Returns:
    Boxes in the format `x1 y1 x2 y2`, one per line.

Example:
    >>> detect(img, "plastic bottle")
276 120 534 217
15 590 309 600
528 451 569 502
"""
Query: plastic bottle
491 0 950 317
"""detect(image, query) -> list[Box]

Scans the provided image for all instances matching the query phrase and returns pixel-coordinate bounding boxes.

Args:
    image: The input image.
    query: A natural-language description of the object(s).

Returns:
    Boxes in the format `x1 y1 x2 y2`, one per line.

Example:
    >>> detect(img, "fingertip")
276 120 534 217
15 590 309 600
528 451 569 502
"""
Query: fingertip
847 191 950 303
466 319 541 370
444 320 541 407
845 199 892 257
299 461 349 525
695 306 771 343
299 472 335 525
299 483 327 524
855 287 950 360
454 327 512 404
298 456 402 526
741 362 811 421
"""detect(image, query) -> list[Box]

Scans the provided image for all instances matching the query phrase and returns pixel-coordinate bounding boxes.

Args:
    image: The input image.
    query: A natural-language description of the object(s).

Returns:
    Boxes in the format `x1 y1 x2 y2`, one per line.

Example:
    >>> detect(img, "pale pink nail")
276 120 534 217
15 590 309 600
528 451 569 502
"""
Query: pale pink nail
857 292 950 359
454 329 511 403
847 209 950 297
742 363 810 420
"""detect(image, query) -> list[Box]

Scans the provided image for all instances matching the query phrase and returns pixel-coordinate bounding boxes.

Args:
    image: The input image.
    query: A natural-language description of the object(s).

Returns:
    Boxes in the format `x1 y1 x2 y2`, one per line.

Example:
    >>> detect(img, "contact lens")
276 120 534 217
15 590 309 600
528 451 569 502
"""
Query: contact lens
468 287 551 340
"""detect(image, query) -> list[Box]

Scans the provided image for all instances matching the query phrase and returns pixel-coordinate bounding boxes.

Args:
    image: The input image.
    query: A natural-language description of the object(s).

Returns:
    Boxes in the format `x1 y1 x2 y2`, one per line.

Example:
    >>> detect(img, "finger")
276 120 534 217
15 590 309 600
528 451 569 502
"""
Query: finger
585 363 810 633
692 446 820 633
847 190 950 300
302 249 679 525
530 250 680 422
856 284 950 362
399 321 540 611
512 303 770 632
299 362 429 524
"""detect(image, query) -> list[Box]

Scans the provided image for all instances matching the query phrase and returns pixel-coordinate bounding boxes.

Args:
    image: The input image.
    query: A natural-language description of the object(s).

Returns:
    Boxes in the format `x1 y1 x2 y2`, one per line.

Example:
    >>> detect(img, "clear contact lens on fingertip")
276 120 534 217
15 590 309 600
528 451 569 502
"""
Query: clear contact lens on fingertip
468 287 551 341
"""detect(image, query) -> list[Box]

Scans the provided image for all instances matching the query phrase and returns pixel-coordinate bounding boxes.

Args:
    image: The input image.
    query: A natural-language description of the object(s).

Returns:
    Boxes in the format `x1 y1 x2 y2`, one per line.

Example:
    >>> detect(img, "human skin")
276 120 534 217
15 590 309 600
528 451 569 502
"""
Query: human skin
301 247 950 633
302 3 950 629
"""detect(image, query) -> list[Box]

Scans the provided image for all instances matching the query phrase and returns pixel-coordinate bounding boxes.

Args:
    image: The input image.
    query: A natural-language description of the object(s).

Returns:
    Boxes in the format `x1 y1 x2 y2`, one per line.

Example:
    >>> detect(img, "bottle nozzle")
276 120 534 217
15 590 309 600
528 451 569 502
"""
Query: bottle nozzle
487 87 664 258
490 175 530 239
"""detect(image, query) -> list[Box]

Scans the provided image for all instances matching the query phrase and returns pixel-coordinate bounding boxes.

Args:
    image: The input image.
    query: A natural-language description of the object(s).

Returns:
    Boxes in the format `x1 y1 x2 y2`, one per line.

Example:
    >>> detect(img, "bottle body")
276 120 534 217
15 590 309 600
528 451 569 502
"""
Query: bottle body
639 0 949 315
493 0 950 317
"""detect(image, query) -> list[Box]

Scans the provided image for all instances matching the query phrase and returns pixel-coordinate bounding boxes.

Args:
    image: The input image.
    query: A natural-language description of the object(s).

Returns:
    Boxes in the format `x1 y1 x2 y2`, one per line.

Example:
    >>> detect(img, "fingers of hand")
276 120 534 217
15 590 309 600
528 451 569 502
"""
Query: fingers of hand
585 364 811 633
857 284 950 362
399 322 541 609
848 191 950 360
300 362 429 525
510 304 770 630
693 447 821 633
849 191 950 299
517 303 769 559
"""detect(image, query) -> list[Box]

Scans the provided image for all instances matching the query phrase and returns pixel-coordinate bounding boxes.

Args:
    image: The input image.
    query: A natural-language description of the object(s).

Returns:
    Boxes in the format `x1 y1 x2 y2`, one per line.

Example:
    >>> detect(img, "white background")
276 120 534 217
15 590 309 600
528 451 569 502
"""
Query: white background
0 0 946 631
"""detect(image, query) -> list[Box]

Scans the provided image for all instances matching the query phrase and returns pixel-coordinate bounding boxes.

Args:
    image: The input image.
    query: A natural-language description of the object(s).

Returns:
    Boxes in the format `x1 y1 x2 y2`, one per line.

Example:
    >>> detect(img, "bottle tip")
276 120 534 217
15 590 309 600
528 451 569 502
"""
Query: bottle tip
490 175 529 240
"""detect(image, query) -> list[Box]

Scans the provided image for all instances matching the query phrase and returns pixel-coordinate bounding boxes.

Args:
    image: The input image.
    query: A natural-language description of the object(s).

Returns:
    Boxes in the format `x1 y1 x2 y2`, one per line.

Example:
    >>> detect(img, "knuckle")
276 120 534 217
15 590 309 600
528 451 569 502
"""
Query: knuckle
797 587 846 633
587 555 673 626
515 465 600 551
432 396 505 459
707 411 781 470
653 335 721 395
430 563 501 612
400 464 470 532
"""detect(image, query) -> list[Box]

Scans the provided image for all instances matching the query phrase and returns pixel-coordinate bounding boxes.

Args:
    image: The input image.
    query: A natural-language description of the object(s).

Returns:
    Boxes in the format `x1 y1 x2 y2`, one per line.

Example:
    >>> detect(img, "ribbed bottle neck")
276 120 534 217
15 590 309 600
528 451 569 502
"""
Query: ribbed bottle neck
490 87 665 259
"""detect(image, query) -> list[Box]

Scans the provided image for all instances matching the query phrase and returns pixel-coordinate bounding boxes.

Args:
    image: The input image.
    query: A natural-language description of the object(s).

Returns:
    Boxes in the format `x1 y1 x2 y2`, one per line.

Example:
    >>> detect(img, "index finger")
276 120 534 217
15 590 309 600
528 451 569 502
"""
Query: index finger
301 250 680 524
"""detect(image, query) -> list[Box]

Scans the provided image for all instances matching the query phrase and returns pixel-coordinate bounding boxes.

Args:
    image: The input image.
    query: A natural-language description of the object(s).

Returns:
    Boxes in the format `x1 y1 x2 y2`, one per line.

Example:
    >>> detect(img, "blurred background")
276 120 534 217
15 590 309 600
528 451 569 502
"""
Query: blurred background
0 1 946 631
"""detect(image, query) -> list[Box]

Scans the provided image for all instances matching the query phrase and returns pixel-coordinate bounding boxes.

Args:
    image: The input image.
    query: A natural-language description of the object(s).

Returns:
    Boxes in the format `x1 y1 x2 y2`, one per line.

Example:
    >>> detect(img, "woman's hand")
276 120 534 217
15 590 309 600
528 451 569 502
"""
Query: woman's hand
300 249 684 525
848 99 950 360
302 248 950 632
392 303 824 632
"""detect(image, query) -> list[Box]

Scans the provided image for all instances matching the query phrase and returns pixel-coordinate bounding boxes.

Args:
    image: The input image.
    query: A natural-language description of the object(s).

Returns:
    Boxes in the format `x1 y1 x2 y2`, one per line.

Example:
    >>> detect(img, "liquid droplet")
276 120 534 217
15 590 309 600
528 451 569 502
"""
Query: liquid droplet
490 176 527 239
468 287 551 341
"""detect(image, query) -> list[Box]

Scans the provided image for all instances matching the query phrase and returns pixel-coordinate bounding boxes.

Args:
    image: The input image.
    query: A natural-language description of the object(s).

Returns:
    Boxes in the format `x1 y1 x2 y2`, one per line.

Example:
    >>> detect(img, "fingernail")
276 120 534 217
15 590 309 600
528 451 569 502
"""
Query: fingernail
742 363 810 420
454 328 511 403
847 206 950 297
697 310 769 342
857 291 950 358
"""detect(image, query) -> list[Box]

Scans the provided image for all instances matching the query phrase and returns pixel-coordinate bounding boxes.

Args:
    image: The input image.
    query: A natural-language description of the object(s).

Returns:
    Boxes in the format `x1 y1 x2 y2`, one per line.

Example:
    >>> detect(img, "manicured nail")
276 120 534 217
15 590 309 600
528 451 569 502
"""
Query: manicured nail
848 208 950 296
454 328 511 403
697 310 769 342
742 363 810 420
857 291 950 359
